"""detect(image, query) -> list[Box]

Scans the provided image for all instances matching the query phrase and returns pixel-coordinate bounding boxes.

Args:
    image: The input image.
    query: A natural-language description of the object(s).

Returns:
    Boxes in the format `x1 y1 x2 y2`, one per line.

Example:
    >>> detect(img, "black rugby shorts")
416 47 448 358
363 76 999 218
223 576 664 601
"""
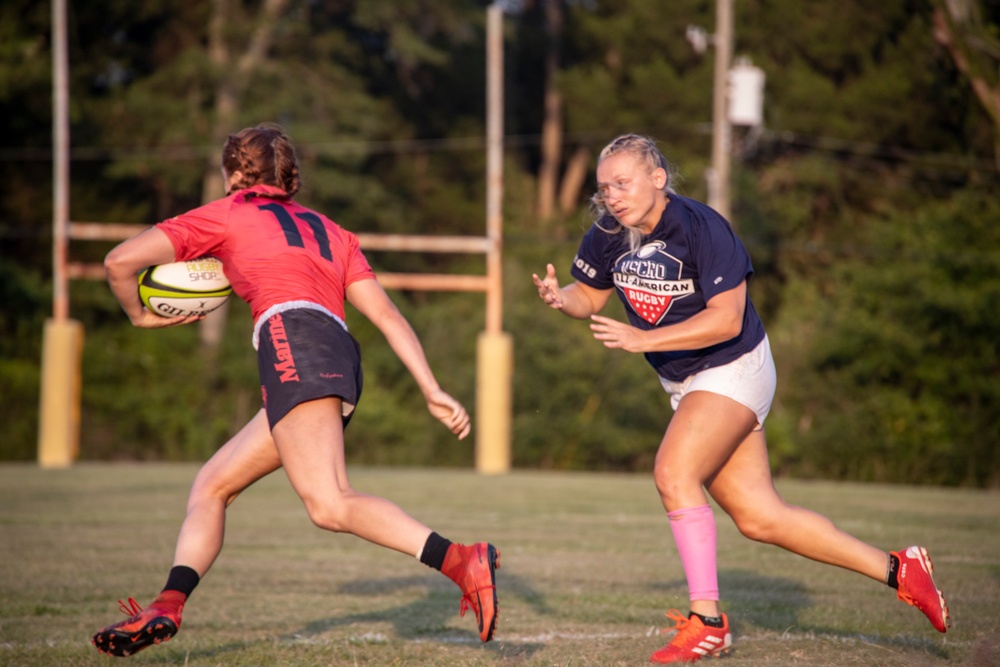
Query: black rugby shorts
256 308 363 429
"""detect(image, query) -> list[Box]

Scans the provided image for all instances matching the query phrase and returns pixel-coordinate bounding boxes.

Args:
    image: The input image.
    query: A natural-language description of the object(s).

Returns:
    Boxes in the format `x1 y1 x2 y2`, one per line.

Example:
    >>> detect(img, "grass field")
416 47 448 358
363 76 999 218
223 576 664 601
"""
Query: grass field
0 464 997 666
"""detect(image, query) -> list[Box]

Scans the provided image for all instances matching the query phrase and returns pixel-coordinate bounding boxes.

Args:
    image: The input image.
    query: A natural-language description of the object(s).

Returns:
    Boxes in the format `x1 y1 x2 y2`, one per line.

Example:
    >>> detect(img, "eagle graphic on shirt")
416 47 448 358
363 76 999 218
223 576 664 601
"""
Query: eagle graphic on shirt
612 241 694 325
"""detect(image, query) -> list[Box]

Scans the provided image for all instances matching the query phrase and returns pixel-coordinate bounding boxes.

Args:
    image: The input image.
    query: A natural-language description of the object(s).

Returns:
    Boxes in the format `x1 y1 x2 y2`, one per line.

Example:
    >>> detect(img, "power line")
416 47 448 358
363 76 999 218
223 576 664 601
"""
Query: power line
764 128 999 174
1 126 996 176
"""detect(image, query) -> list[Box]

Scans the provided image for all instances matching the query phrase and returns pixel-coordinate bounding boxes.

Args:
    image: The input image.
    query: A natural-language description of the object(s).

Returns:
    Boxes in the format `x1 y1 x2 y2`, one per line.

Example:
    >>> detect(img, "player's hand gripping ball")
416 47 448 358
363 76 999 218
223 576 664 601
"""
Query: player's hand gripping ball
138 257 233 318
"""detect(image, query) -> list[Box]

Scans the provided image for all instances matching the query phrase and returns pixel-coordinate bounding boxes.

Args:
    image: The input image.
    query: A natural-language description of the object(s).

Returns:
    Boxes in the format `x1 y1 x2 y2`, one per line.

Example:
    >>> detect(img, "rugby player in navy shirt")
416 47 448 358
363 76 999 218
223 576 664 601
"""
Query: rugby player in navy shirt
533 134 949 663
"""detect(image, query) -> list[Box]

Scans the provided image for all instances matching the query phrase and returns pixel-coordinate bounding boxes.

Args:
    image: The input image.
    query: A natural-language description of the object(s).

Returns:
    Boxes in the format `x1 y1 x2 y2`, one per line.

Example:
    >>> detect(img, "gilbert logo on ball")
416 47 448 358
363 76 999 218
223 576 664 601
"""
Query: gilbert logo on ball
138 257 233 317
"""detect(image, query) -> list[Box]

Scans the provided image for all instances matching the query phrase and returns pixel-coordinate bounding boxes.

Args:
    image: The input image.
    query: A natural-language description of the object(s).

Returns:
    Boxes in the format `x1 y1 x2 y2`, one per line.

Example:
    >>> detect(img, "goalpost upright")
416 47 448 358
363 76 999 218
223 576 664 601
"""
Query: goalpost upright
38 1 513 475
38 0 84 469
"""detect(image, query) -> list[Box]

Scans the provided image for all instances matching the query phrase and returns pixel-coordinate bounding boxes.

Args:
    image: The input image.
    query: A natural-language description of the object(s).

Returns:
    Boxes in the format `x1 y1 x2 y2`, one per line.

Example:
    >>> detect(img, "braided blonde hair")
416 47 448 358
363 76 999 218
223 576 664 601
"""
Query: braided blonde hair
222 124 301 198
590 134 677 253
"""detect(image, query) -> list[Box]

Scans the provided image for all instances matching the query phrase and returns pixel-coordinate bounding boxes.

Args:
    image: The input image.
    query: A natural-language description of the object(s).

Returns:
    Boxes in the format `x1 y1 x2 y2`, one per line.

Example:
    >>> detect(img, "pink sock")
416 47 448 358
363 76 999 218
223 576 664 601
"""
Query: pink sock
668 504 719 601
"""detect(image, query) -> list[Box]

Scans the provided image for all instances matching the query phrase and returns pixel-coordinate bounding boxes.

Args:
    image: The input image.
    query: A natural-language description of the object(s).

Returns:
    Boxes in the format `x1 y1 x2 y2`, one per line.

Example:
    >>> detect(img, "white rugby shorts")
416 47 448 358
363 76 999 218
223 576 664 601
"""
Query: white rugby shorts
658 335 776 430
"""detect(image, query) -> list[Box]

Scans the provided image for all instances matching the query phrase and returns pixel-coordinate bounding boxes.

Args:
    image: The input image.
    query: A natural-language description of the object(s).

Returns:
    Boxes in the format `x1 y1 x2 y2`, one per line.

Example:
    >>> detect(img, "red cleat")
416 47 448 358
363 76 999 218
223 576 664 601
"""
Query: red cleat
92 591 185 657
650 610 731 664
442 542 500 642
892 546 950 633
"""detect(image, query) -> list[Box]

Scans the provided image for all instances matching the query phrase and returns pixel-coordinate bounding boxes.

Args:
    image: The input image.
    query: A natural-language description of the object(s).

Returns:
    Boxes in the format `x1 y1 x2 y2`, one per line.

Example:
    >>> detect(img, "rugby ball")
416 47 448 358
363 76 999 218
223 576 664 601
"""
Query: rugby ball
138 257 233 318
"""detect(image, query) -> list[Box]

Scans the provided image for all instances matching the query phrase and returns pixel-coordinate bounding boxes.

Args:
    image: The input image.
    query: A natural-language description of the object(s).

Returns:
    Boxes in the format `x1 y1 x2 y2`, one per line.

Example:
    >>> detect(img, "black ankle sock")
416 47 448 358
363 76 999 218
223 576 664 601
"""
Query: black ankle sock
163 565 200 598
692 611 725 628
419 532 453 572
886 553 901 590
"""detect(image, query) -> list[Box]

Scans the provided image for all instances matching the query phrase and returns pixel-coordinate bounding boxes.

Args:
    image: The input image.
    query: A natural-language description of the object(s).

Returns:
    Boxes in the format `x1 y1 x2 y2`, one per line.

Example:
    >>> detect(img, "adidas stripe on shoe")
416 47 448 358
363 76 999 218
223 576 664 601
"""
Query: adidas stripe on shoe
650 609 732 663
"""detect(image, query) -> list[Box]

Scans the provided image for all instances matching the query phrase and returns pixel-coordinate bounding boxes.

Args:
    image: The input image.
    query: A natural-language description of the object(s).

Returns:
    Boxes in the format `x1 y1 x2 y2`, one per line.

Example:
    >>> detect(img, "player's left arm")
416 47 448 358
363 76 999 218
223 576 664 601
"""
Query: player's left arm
104 226 200 328
346 278 471 439
589 280 746 353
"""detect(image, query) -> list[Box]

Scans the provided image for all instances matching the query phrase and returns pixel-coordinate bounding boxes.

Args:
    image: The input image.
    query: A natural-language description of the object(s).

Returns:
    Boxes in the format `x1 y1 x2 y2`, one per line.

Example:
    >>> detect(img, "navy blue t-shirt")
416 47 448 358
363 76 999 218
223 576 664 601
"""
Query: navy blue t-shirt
570 194 766 382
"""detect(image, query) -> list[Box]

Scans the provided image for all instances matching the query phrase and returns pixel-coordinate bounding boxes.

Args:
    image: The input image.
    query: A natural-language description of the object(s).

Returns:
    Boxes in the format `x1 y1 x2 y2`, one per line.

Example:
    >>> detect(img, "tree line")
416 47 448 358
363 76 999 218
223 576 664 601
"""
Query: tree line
1 0 997 486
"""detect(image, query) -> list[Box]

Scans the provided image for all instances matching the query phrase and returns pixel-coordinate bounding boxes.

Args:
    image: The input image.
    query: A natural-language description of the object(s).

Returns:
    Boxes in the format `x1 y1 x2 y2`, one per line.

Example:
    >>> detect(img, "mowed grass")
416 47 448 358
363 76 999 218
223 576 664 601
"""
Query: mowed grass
0 464 997 667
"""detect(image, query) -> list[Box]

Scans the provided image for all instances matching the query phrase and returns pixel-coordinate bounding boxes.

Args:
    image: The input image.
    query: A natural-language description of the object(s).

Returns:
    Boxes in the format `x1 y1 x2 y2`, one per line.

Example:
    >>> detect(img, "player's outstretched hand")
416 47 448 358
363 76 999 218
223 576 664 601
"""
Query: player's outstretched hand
131 309 205 329
426 389 472 440
532 263 564 309
590 313 646 352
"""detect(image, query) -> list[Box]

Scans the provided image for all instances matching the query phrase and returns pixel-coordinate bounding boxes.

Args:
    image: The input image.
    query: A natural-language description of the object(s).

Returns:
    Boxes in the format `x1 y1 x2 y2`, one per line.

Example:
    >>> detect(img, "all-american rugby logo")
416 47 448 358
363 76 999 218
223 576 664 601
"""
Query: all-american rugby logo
613 241 694 324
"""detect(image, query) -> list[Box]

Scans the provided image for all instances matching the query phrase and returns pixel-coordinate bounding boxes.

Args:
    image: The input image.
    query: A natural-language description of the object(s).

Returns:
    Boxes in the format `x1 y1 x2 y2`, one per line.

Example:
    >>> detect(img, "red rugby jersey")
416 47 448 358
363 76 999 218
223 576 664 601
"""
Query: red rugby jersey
156 184 375 325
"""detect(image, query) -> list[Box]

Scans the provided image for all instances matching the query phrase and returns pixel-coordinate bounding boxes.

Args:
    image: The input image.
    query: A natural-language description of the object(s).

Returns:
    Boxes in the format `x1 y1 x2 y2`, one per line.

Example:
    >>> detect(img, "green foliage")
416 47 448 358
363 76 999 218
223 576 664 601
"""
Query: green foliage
0 259 48 460
1 1 998 486
507 239 666 471
79 290 260 460
559 0 712 160
0 0 59 269
782 188 1000 486
343 290 481 468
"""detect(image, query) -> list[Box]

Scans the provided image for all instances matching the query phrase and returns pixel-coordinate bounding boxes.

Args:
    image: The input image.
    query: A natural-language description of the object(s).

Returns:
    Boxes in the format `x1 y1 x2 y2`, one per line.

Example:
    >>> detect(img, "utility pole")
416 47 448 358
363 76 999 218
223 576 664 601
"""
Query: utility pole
708 0 734 222
689 1 764 229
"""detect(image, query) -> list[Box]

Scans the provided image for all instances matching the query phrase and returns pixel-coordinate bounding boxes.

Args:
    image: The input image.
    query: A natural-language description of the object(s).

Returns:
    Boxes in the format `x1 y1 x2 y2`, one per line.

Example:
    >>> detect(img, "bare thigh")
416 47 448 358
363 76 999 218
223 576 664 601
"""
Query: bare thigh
174 409 283 573
654 390 758 511
704 428 783 528
706 429 888 580
270 396 352 503
269 396 432 554
189 408 283 508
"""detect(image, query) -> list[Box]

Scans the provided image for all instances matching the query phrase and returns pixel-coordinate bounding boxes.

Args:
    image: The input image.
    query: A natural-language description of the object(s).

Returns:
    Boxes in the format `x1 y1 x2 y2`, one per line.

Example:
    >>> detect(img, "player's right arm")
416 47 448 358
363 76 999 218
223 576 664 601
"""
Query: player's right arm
346 277 471 440
104 226 200 328
532 263 612 319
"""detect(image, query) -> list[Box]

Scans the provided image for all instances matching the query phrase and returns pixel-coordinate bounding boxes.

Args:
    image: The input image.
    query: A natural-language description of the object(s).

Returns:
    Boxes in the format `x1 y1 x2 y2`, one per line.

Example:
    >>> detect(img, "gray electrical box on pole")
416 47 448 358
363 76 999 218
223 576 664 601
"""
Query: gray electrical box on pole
728 57 765 127
697 0 765 229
